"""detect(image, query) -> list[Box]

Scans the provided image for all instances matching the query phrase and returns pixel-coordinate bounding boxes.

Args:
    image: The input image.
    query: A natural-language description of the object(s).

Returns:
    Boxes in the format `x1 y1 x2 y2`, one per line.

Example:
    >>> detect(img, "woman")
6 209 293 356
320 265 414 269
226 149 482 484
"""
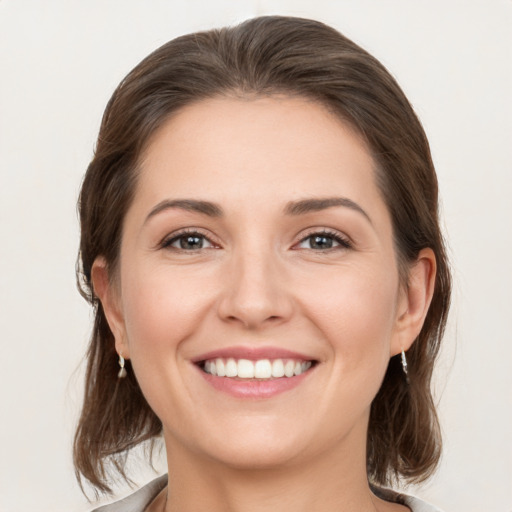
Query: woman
74 16 451 512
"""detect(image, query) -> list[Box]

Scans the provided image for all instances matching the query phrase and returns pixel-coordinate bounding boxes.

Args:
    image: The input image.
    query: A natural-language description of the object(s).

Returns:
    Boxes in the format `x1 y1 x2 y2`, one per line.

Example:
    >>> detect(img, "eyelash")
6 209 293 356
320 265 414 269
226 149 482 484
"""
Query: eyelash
160 228 352 252
295 229 352 251
160 228 217 251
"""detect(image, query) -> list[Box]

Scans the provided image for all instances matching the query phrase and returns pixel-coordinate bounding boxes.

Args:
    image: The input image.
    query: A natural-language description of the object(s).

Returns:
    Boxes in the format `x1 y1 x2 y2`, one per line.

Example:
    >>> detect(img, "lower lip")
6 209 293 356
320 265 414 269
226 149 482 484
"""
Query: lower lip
197 366 313 398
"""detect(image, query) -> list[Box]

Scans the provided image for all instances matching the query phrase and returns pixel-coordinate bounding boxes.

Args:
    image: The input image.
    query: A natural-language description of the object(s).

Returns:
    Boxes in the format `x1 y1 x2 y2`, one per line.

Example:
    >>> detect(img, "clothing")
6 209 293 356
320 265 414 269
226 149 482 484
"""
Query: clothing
91 474 444 512
91 475 167 512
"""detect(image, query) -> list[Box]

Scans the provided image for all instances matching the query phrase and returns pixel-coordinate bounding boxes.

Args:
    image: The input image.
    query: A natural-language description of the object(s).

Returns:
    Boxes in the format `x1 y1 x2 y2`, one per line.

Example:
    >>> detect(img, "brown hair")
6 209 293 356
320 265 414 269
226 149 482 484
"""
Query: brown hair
74 15 451 494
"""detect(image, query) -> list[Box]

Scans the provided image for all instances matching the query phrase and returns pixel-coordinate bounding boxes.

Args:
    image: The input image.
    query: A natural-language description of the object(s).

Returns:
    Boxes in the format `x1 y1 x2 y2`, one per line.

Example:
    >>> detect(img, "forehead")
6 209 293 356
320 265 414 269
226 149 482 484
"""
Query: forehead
136 95 382 210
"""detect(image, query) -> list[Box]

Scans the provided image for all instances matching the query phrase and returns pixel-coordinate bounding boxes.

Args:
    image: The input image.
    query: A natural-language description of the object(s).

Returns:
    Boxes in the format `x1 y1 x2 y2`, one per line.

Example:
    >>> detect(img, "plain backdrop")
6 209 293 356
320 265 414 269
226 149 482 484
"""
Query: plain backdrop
1 1 511 511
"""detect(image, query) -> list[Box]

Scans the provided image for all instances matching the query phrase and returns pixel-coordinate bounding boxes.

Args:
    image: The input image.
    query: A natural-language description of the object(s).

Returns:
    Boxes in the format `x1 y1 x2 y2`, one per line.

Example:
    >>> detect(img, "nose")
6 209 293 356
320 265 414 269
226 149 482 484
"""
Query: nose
217 246 294 330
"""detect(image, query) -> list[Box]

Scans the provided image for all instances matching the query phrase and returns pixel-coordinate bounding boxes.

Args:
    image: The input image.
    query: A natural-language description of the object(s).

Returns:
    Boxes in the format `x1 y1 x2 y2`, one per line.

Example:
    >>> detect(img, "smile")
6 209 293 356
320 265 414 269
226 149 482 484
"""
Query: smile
193 347 318 398
201 358 314 379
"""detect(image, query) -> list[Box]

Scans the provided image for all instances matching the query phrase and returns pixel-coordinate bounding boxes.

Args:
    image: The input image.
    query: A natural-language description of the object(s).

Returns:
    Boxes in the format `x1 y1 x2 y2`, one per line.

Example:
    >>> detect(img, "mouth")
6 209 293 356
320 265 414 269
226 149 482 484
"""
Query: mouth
198 357 316 380
192 347 318 398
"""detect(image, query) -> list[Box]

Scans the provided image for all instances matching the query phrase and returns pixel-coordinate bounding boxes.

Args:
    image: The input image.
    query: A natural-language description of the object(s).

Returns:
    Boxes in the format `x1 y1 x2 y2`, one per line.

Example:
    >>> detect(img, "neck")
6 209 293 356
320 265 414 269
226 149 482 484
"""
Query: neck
161 430 382 512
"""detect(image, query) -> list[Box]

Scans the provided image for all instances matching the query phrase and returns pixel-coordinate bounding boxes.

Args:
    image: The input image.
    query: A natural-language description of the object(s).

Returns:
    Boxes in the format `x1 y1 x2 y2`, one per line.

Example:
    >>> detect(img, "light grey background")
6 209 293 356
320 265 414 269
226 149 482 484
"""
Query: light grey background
1 1 511 511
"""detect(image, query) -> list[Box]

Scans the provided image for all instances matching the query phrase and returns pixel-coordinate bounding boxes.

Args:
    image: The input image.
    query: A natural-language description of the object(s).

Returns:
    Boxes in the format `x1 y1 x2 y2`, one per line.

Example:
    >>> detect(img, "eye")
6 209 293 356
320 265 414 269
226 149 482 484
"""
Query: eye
296 230 352 251
161 230 216 251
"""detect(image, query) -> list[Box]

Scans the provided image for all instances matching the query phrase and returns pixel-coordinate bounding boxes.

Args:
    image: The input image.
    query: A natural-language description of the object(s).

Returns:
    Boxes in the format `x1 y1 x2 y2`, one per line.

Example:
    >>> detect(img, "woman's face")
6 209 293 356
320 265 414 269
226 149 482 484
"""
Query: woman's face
96 96 432 470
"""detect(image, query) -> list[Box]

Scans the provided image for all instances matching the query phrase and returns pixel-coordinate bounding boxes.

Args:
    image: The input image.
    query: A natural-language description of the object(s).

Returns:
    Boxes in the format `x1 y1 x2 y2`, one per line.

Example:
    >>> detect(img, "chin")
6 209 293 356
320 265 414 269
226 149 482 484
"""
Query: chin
180 418 312 470
208 440 302 471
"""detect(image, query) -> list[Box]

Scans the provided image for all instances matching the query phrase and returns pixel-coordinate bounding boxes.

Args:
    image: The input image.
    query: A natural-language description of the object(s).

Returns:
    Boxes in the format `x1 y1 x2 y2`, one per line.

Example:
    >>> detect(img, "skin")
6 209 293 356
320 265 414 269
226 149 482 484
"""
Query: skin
93 96 436 512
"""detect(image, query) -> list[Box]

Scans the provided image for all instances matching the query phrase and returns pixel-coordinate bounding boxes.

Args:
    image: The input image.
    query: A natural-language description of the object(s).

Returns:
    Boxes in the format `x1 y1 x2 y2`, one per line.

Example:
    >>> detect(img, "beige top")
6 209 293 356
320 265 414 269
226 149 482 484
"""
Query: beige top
91 475 444 512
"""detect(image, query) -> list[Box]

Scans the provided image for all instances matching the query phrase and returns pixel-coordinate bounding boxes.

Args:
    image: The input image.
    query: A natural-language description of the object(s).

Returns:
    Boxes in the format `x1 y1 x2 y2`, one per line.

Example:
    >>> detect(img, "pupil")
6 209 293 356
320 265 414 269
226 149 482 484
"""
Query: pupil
311 235 333 249
181 235 203 250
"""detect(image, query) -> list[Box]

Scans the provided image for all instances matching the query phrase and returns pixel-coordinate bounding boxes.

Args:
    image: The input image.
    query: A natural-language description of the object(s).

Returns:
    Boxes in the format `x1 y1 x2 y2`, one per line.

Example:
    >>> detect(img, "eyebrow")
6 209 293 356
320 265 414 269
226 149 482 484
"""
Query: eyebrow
144 196 371 224
145 199 223 224
284 197 372 223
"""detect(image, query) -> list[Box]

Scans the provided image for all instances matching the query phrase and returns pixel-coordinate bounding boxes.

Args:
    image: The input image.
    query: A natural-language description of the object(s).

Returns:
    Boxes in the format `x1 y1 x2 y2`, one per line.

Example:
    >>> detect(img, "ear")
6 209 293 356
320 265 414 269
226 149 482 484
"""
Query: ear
91 257 130 359
391 248 436 356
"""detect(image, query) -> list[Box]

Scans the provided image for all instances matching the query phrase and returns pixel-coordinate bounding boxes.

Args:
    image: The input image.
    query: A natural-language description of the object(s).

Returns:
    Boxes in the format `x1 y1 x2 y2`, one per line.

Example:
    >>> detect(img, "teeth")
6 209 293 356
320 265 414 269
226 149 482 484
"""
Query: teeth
271 359 285 378
255 359 272 378
238 359 255 378
216 358 226 377
202 358 313 379
225 358 237 377
284 360 295 377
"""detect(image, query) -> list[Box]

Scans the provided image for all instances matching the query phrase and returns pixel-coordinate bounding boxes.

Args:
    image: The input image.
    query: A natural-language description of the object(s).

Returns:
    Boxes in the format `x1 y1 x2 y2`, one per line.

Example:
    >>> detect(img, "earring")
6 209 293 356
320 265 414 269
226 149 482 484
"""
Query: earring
401 348 408 377
118 354 127 378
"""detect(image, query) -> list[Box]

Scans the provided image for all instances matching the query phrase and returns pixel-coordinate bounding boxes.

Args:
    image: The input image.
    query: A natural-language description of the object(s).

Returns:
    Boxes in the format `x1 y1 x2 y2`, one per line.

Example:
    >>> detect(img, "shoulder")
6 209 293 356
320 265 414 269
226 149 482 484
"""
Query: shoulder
373 486 445 512
89 477 444 512
89 475 167 512
402 494 445 512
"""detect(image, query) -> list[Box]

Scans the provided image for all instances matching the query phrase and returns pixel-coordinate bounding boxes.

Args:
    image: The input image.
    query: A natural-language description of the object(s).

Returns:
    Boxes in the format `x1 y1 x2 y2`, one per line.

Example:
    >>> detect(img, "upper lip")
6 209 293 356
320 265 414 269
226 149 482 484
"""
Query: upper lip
191 346 316 363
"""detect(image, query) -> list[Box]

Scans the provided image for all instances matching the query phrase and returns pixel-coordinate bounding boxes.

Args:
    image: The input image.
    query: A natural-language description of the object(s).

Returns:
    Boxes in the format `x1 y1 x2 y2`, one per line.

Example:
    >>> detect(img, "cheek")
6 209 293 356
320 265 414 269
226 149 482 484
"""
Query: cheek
120 263 215 364
302 265 398 372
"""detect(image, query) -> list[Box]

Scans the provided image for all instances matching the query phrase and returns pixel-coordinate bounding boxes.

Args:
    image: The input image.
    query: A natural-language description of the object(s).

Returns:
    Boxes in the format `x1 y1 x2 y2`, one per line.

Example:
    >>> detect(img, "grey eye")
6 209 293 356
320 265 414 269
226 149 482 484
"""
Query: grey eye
297 232 350 250
177 235 205 250
163 232 214 251
307 235 336 250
